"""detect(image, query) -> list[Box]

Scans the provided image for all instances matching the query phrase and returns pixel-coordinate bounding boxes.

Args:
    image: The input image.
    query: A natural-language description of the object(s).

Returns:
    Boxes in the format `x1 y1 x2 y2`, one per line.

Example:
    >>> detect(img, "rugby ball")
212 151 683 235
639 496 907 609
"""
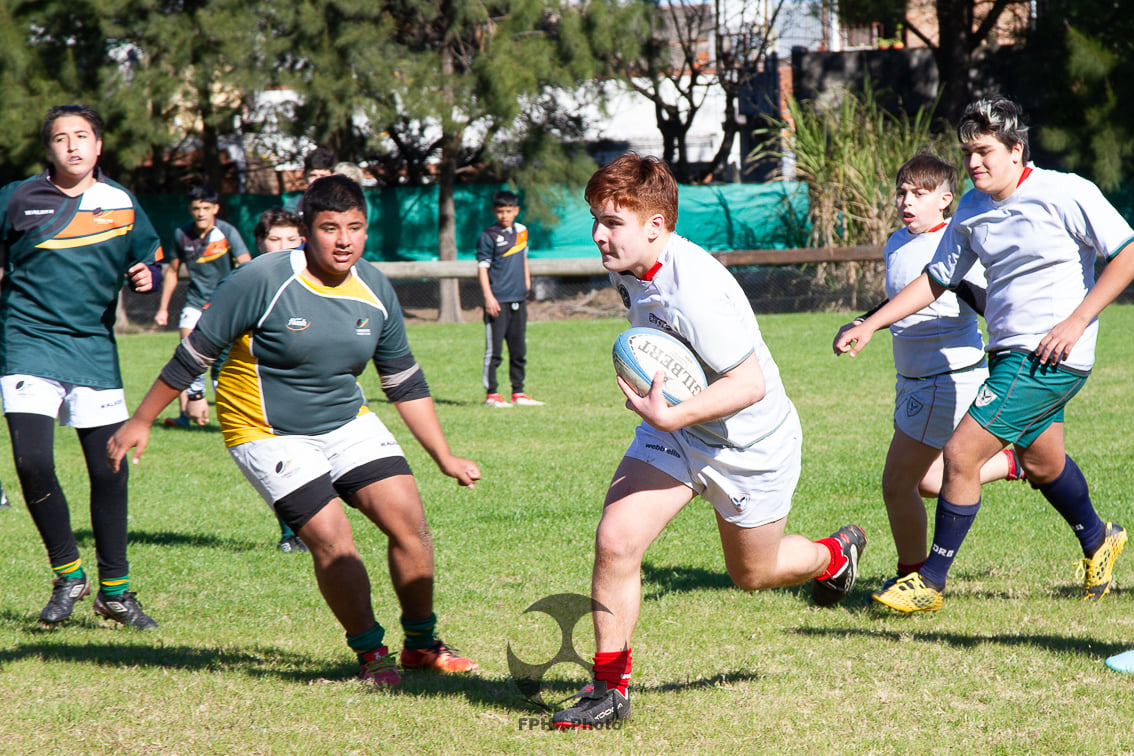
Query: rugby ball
612 327 707 405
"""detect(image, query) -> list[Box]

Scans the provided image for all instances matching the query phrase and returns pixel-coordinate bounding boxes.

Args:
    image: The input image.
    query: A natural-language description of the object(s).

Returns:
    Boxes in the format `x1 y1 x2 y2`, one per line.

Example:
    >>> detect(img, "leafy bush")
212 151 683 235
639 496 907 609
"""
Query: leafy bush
752 81 956 309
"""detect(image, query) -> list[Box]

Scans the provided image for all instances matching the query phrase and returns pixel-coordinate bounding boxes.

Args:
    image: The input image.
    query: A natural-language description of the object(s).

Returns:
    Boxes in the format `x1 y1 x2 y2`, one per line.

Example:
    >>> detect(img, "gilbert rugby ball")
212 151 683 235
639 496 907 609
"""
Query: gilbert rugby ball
612 327 707 405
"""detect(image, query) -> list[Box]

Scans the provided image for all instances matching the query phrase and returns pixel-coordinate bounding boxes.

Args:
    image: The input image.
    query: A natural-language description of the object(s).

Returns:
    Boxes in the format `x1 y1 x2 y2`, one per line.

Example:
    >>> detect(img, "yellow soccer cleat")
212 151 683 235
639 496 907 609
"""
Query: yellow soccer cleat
1077 522 1127 601
872 571 944 614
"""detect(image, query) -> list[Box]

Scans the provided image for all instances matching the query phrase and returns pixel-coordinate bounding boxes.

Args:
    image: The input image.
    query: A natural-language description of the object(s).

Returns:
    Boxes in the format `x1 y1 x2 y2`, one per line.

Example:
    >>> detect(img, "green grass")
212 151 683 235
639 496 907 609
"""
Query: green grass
3 308 1134 754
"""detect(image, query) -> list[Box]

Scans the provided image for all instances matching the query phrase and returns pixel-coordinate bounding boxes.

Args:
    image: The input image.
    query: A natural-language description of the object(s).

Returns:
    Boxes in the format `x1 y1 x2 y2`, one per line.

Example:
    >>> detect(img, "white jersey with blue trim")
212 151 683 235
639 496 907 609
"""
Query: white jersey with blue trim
926 167 1134 371
885 222 986 378
609 234 794 448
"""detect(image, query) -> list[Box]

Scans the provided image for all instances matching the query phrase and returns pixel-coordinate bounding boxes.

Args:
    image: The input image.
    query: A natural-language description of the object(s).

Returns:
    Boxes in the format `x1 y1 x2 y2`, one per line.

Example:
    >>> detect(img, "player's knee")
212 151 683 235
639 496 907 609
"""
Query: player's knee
728 565 774 591
594 524 642 564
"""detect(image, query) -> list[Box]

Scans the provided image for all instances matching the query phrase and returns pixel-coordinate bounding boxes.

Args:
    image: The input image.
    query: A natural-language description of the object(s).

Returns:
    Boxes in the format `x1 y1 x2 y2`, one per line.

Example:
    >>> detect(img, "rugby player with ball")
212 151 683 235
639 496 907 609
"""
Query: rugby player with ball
552 153 866 729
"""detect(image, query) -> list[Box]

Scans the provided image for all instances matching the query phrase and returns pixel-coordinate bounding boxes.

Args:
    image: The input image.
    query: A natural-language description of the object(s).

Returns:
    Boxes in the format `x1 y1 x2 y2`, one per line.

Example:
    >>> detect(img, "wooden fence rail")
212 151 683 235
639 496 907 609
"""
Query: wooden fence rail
371 245 886 280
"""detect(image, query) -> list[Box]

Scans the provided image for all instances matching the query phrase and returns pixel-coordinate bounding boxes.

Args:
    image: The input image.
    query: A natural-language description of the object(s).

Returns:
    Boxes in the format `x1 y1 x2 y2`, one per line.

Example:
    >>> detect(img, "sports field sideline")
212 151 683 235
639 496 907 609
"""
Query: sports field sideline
2 311 1133 754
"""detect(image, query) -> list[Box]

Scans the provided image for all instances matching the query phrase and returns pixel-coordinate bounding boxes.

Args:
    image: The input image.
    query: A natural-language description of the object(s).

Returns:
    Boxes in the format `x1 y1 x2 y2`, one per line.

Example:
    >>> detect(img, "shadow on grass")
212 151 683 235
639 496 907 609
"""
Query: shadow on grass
70 528 260 552
641 562 735 599
367 395 465 408
0 628 770 714
0 633 541 713
486 670 767 714
640 561 883 612
154 423 223 435
793 625 1131 660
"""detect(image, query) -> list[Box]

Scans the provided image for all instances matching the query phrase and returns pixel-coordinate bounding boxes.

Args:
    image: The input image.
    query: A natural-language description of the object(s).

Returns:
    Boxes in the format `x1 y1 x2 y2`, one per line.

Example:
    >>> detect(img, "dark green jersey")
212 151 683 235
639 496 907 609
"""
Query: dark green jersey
196 249 413 445
173 218 250 309
0 171 163 388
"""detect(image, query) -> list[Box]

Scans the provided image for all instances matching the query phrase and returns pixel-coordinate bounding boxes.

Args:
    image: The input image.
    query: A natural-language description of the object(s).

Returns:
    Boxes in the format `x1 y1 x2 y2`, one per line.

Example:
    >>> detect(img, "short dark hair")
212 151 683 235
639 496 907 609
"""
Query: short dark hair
301 175 366 221
303 147 336 176
41 105 103 147
254 207 301 243
957 98 1030 164
493 190 519 207
188 185 219 204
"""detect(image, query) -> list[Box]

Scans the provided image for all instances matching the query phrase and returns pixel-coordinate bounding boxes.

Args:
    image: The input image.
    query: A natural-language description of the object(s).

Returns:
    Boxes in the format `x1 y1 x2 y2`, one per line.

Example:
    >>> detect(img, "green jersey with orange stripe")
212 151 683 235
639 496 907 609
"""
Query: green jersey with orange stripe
0 170 164 388
172 218 251 309
195 249 414 447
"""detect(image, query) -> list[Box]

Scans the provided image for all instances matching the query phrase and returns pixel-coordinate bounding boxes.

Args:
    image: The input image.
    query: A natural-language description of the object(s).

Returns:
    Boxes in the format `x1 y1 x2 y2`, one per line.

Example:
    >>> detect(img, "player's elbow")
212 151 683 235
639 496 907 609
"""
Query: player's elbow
736 379 765 407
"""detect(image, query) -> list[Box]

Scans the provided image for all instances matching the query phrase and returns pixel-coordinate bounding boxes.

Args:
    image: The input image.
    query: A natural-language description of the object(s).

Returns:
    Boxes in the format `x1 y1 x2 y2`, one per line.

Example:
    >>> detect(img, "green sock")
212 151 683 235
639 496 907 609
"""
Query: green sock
278 517 296 540
52 558 84 582
100 575 129 597
347 623 387 663
401 613 437 650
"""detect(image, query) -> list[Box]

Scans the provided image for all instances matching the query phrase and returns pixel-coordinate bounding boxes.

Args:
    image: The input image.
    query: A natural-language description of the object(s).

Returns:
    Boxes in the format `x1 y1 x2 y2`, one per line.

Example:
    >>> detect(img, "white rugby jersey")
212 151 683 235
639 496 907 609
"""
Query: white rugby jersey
609 234 794 448
885 222 985 378
926 167 1134 371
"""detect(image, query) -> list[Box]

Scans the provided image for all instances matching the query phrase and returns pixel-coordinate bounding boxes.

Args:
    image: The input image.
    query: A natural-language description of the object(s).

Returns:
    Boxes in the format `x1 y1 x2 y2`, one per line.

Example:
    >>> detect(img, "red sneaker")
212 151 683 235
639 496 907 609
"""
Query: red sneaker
400 640 479 673
359 646 401 686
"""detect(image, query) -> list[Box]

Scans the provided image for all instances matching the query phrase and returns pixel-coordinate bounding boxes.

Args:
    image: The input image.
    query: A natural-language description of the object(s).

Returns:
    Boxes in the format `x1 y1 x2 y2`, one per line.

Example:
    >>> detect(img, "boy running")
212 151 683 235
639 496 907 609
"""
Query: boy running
155 185 251 427
836 98 1134 612
1 104 163 629
109 175 479 683
553 154 865 729
833 154 1024 589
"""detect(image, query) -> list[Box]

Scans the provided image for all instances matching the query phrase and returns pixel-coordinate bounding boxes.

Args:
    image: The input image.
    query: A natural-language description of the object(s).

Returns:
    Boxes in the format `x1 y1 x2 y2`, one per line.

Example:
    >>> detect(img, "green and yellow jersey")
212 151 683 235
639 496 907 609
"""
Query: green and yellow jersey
195 249 416 447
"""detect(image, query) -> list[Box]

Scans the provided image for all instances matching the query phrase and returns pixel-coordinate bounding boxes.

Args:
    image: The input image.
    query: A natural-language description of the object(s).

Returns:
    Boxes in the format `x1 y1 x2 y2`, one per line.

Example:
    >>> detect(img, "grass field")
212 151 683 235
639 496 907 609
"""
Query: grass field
3 308 1134 755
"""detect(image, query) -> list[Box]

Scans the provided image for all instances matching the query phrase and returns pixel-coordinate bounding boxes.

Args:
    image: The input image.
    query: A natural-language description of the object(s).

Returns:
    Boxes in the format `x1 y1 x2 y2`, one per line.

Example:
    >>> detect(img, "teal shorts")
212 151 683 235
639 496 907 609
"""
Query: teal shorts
967 350 1089 448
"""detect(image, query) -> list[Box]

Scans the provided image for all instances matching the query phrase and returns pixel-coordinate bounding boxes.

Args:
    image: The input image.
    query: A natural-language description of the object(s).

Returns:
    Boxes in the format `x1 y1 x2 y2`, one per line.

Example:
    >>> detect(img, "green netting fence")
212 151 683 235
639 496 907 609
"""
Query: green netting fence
138 182 808 262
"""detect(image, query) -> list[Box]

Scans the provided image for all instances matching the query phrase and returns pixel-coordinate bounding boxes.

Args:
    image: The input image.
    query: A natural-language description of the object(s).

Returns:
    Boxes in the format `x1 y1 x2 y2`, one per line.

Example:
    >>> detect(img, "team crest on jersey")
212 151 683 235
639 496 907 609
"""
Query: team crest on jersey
355 317 371 336
287 317 310 331
730 494 749 513
905 397 924 417
617 284 630 309
974 386 997 407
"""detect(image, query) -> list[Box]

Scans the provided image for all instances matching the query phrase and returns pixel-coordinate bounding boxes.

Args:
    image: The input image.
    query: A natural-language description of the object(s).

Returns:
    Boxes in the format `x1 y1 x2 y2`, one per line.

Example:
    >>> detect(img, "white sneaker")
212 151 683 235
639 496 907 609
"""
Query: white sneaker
485 393 512 408
511 393 544 406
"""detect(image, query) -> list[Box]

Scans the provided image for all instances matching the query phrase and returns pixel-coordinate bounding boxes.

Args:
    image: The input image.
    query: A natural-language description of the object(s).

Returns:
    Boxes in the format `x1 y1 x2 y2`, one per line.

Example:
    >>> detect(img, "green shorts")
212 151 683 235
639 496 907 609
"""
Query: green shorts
967 350 1089 448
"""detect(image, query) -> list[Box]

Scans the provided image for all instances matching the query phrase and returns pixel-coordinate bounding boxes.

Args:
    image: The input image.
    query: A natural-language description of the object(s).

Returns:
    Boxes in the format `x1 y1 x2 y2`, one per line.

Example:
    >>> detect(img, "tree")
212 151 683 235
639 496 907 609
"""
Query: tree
709 0 789 181
902 0 1030 122
1022 0 1134 193
828 0 1031 122
100 0 291 193
752 82 953 308
0 1 110 185
344 0 602 322
585 0 787 183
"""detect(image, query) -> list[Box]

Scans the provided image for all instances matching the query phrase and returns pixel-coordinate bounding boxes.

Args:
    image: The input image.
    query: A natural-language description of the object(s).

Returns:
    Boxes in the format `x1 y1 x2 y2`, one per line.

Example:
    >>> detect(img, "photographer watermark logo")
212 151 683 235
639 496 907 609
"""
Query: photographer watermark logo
506 593 611 713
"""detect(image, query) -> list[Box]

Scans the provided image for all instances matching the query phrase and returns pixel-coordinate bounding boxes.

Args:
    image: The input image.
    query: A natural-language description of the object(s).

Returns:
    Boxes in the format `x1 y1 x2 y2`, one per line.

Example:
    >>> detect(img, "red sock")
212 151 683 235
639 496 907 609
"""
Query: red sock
816 537 846 580
897 560 926 577
1003 448 1026 480
593 648 632 696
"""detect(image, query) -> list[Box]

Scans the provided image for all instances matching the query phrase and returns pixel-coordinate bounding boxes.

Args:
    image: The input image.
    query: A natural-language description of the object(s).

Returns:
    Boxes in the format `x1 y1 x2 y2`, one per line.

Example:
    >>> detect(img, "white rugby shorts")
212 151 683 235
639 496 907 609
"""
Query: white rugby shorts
624 406 801 529
229 411 405 504
893 366 988 449
0 374 129 427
